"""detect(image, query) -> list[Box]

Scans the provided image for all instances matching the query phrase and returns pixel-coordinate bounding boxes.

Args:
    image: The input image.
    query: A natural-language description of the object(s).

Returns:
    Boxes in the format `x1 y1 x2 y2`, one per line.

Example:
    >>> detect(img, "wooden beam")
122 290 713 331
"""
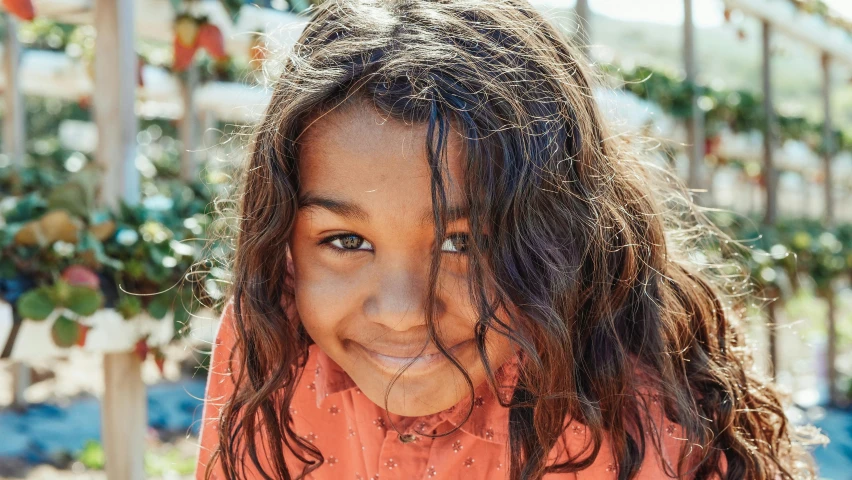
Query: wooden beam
94 0 145 477
821 51 838 406
722 0 852 68
3 14 25 166
33 0 309 66
683 0 706 202
761 20 778 378
94 0 139 208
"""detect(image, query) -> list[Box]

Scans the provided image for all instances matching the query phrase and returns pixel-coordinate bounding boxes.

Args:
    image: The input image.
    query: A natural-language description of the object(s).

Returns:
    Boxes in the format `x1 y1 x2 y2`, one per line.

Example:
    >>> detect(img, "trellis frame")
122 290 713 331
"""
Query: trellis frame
721 0 849 406
577 0 850 403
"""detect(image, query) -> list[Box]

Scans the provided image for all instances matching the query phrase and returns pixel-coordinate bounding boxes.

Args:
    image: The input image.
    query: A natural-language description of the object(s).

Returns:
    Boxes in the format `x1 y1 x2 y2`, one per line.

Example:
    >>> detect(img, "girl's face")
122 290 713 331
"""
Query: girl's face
289 102 515 417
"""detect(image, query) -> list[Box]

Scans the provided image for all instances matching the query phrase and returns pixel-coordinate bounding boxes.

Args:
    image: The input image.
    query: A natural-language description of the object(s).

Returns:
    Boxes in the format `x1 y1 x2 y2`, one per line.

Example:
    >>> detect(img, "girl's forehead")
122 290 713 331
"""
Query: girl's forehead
298 102 467 209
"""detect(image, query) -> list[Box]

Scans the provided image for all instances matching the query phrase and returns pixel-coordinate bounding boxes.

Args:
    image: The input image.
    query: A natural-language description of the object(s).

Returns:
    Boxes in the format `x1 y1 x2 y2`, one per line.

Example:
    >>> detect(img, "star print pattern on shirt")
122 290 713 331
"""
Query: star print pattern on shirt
196 302 721 479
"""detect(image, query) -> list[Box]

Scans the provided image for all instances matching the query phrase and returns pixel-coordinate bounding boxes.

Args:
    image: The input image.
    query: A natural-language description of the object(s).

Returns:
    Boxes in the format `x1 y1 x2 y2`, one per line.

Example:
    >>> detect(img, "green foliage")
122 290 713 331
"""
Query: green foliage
77 440 105 470
711 212 852 294
17 287 55 320
75 439 197 476
607 64 852 156
51 314 81 347
0 160 229 348
117 293 143 319
65 286 103 316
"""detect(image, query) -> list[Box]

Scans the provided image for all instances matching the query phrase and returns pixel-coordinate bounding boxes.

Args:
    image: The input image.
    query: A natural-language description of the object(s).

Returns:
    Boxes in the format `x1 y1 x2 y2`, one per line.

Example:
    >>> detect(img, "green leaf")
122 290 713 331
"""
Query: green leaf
78 440 105 470
125 260 145 279
17 288 56 321
3 193 47 223
79 231 123 270
51 314 81 347
147 293 173 320
65 287 104 316
50 280 73 306
47 183 89 219
117 294 142 319
0 258 16 278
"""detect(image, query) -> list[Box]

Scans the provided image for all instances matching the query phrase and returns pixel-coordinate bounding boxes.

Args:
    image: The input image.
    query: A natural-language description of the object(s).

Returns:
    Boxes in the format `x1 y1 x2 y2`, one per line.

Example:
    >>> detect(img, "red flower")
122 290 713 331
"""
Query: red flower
198 22 227 61
61 265 100 290
173 36 197 72
3 0 34 21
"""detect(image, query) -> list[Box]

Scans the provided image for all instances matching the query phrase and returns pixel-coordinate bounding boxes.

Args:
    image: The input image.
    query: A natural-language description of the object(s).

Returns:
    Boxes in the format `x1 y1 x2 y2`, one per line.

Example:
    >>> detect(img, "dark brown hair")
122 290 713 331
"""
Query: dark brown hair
208 0 821 478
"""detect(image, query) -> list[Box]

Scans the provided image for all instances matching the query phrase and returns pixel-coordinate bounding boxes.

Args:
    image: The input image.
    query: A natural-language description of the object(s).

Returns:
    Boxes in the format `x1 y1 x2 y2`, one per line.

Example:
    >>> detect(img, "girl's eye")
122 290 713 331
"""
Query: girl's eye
320 232 472 255
441 233 470 254
324 234 374 253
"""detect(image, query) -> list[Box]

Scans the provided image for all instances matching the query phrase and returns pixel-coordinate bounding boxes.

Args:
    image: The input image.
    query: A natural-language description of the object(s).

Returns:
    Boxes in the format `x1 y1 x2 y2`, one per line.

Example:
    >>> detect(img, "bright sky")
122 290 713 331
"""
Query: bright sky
529 0 852 28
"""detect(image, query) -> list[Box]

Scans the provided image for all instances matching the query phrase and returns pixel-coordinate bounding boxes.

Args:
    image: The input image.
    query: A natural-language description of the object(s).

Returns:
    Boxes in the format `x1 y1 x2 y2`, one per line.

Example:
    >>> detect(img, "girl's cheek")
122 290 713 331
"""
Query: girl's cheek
292 255 367 340
296 274 346 321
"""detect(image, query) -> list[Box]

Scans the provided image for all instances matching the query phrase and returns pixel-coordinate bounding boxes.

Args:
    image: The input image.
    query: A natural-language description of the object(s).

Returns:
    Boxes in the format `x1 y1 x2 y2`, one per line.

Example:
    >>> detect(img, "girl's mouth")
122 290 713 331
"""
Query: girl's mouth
353 339 473 375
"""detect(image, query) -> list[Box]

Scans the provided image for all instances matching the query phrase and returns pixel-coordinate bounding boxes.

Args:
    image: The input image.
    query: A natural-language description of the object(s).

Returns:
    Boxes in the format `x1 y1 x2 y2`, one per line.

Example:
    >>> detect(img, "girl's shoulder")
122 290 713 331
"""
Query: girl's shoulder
546 364 722 479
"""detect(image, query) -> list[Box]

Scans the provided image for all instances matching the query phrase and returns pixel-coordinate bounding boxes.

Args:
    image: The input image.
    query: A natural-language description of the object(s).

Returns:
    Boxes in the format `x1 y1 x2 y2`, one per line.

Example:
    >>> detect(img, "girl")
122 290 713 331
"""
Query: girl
196 0 820 478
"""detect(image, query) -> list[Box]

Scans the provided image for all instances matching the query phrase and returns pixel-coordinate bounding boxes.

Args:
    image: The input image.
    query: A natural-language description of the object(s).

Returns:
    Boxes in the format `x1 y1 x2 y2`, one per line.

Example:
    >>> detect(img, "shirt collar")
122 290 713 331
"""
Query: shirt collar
310 344 520 445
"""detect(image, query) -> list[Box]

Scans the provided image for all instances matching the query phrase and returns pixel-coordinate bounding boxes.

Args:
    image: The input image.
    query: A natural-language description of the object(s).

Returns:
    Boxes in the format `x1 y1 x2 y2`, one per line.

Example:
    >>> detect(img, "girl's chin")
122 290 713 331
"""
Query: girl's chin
362 382 469 417
346 363 482 417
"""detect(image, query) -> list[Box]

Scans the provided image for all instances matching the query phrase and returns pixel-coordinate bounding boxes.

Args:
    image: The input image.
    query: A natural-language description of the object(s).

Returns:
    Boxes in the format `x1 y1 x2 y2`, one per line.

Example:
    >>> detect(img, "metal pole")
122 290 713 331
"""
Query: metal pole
684 0 706 203
761 20 778 378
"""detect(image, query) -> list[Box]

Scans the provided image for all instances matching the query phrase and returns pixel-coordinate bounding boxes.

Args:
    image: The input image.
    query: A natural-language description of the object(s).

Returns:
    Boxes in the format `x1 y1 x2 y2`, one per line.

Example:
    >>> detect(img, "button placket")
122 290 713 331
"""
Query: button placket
377 428 431 478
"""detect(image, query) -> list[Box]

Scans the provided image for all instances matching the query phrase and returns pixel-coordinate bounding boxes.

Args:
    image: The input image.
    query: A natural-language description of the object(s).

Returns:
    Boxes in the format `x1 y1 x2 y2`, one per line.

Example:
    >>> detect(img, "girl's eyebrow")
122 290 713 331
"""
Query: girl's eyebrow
298 191 469 227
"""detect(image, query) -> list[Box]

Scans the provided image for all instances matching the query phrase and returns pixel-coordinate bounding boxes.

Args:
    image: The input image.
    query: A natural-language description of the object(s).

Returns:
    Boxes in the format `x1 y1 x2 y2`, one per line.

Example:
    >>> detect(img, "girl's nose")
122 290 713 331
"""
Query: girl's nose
365 259 440 332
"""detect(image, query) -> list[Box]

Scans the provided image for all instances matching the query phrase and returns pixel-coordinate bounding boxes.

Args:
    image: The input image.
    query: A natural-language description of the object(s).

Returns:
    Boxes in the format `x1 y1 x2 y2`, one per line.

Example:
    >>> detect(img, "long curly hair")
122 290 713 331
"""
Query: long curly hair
207 0 822 478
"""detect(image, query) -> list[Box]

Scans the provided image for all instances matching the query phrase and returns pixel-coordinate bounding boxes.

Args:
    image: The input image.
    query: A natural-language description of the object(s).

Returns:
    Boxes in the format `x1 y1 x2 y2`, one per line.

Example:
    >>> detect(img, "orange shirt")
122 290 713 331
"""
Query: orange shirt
197 303 710 479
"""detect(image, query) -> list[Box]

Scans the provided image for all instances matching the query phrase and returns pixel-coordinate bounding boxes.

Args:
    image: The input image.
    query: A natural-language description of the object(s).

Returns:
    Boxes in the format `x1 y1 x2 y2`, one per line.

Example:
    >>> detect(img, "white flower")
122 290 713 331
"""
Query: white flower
116 229 139 246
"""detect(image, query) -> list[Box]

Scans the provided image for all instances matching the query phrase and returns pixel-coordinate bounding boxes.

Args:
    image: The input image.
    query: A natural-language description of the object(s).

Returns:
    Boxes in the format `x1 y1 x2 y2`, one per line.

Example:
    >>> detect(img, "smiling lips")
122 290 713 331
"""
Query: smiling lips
355 339 473 374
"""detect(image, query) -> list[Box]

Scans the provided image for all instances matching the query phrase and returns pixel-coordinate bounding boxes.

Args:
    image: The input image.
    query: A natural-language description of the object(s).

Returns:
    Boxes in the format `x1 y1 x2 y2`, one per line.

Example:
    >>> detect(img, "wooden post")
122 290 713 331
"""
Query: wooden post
574 0 591 58
821 51 838 406
94 0 145 478
761 22 778 227
761 20 778 378
95 0 140 208
179 65 199 182
4 14 29 409
821 53 834 224
11 363 30 409
102 352 147 480
683 0 706 203
3 14 25 166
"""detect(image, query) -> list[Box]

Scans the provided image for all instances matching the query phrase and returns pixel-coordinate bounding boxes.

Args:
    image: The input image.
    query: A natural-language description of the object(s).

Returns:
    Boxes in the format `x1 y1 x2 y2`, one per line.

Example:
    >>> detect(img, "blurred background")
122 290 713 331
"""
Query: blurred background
0 0 850 478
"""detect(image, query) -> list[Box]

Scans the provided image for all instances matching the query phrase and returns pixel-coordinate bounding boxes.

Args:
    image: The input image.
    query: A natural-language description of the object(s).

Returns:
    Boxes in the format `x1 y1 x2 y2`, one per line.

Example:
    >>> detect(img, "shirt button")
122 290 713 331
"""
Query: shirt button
398 433 418 444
